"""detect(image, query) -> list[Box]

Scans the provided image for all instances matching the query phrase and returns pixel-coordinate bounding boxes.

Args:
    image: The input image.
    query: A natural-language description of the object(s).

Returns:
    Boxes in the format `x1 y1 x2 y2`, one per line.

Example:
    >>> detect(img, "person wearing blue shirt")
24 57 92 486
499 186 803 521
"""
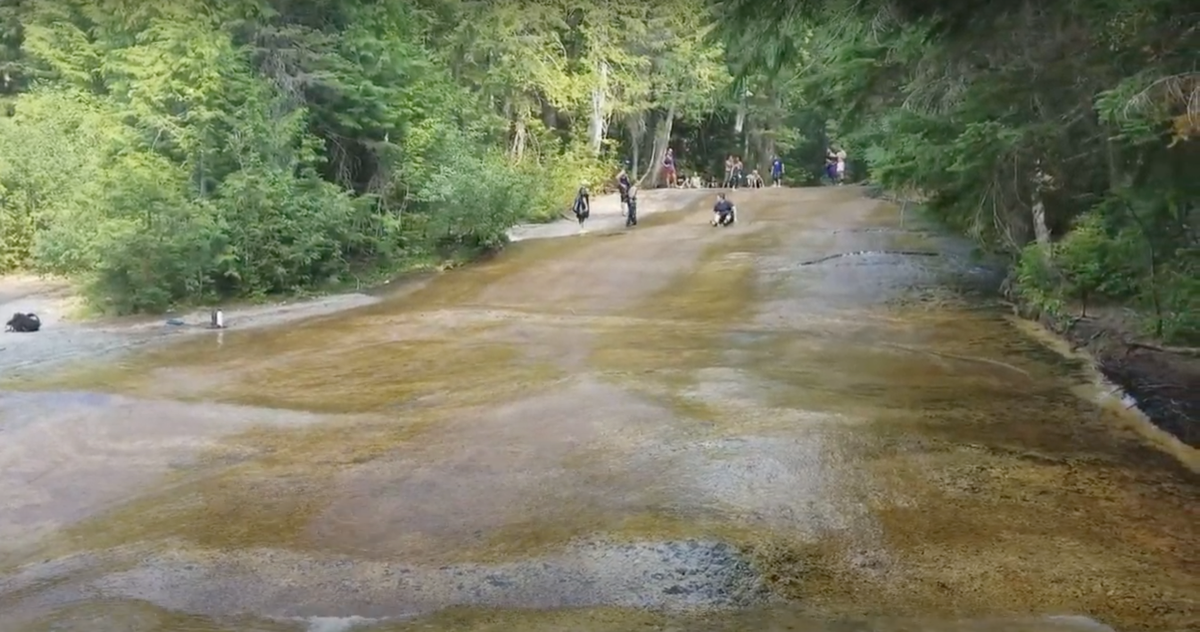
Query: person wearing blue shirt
771 155 784 187
711 193 736 226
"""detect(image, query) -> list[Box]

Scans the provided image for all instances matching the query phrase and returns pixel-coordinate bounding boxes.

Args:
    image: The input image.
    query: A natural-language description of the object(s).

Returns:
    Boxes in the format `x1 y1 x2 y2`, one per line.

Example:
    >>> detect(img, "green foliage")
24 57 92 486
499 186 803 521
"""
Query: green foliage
411 124 525 252
1158 257 1200 343
1 0 693 313
523 143 614 223
1014 244 1064 317
717 0 1200 342
11 0 1186 346
0 88 119 272
1053 213 1111 314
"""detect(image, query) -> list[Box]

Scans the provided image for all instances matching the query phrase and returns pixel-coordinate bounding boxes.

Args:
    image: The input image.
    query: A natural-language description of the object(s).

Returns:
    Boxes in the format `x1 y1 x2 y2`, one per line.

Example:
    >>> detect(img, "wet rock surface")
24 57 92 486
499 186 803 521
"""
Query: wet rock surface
0 289 381 380
9 539 767 622
1 187 1197 632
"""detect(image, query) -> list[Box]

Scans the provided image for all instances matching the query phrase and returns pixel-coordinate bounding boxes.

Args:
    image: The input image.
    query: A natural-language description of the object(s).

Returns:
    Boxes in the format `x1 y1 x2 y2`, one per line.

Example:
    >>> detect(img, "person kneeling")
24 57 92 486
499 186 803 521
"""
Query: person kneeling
748 170 764 188
711 193 736 226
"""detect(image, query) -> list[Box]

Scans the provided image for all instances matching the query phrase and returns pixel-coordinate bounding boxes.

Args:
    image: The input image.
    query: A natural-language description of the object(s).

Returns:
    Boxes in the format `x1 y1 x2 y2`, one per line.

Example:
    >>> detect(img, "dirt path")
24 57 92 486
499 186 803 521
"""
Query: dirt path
1 188 1196 632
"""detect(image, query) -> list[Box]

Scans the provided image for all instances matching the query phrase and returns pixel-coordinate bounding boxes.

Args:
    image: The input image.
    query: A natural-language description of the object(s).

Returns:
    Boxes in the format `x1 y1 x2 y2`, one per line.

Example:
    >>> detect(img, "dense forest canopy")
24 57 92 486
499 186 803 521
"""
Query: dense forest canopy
0 0 721 312
718 0 1199 342
0 0 1195 343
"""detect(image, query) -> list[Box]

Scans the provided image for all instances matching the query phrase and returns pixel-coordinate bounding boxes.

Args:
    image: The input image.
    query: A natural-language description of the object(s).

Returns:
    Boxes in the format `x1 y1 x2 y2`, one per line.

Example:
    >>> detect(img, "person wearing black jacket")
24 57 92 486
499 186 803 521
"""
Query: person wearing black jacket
711 193 736 226
573 184 590 232
616 164 632 215
625 185 639 227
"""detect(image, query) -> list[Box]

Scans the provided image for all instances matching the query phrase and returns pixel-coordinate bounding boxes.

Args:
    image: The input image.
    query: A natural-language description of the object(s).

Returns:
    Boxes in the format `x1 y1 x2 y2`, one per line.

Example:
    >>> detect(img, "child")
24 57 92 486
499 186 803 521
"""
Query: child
573 183 590 232
625 186 639 227
748 169 764 188
616 164 632 215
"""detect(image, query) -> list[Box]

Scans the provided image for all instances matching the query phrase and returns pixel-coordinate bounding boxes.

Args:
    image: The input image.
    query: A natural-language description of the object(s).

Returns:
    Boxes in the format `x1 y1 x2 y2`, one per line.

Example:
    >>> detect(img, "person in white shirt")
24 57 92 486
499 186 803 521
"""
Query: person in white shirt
748 169 764 188
834 146 847 184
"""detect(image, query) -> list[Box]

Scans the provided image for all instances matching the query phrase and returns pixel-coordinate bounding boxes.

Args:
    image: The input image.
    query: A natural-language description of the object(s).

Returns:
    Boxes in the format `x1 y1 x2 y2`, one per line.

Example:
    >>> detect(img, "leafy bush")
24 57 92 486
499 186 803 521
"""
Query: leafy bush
718 0 1199 343
1014 243 1064 316
521 143 613 223
1052 213 1113 316
0 4 619 314
1158 258 1200 344
417 149 528 253
0 89 115 272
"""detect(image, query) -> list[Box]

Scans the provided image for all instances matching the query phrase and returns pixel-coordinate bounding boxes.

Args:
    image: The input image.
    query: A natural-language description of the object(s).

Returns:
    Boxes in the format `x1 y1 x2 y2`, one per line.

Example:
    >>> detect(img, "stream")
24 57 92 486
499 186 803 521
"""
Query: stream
0 188 1196 631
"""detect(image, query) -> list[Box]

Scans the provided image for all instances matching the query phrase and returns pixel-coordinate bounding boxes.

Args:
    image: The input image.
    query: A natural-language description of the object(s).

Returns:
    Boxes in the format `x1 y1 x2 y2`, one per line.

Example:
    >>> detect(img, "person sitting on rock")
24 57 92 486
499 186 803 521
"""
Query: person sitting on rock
711 193 736 226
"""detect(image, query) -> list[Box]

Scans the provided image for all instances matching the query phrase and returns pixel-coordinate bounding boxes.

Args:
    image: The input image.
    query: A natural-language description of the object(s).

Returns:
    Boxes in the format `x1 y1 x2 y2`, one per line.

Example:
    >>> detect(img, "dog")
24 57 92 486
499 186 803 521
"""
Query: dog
5 312 41 332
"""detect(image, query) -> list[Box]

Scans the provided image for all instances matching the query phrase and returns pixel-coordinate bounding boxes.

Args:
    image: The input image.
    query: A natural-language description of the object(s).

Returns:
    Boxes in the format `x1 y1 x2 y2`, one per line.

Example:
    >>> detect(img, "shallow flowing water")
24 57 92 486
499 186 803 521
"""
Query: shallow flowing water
1 188 1196 632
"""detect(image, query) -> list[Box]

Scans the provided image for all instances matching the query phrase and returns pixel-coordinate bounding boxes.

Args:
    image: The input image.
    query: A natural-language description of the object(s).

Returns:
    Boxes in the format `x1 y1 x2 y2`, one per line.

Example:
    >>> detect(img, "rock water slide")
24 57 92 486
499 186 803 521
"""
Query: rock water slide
2 187 1195 632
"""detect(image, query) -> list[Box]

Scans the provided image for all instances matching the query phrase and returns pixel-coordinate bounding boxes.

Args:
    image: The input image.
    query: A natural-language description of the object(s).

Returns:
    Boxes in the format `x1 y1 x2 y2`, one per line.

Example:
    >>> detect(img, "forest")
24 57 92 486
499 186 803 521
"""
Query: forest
0 0 1195 343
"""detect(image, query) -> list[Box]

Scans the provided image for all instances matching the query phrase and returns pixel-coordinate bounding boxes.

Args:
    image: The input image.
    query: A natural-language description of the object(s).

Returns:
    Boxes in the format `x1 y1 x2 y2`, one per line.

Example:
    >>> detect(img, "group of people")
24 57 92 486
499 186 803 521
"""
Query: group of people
824 145 847 184
722 154 787 189
662 148 785 190
570 146 842 231
572 162 640 233
665 148 716 188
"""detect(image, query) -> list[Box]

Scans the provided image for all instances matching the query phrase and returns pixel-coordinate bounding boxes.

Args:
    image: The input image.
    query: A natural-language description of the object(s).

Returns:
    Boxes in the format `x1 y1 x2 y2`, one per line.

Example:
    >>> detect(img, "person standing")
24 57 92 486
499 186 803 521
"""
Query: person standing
731 156 744 190
724 155 734 188
616 162 632 215
824 147 838 183
770 154 784 187
834 146 847 184
625 185 639 227
662 148 676 188
572 183 590 233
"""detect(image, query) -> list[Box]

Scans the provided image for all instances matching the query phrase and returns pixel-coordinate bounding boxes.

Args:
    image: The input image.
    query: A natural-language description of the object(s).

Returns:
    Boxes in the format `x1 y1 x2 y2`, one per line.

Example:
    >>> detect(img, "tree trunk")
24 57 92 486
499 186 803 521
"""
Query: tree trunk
755 131 771 175
628 113 645 176
641 129 655 176
631 128 640 177
541 99 557 130
1031 198 1051 246
588 61 608 155
638 106 676 188
764 89 781 172
197 151 207 198
763 134 777 174
1124 197 1166 338
1031 163 1053 250
511 113 527 161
